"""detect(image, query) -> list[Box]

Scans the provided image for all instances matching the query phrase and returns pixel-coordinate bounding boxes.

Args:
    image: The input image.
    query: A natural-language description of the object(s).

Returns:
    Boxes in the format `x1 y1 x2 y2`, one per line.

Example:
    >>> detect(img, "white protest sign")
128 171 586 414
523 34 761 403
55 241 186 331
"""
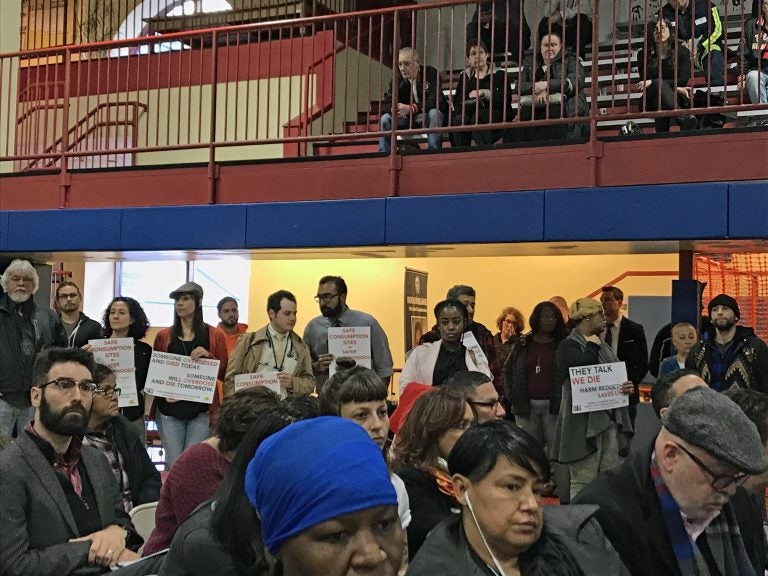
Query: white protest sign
144 351 220 404
570 362 629 414
328 326 371 376
89 338 139 408
461 331 488 366
234 372 285 398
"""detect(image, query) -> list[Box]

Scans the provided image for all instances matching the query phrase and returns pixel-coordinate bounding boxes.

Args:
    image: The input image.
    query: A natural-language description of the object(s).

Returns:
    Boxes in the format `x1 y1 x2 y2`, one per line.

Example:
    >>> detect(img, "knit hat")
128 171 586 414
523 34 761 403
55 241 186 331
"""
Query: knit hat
569 298 603 321
707 294 740 320
244 416 397 554
169 281 203 301
661 387 768 474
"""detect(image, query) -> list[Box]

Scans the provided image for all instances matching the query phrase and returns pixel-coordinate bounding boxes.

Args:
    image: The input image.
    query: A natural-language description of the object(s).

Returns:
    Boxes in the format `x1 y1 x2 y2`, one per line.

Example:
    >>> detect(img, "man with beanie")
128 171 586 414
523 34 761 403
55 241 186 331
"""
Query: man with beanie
574 387 768 575
244 417 404 576
687 294 768 393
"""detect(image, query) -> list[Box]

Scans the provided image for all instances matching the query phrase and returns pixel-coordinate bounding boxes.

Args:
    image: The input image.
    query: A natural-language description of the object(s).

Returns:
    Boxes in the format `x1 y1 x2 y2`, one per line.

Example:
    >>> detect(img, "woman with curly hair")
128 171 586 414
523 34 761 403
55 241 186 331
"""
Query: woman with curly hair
494 306 525 371
101 296 153 432
392 386 476 559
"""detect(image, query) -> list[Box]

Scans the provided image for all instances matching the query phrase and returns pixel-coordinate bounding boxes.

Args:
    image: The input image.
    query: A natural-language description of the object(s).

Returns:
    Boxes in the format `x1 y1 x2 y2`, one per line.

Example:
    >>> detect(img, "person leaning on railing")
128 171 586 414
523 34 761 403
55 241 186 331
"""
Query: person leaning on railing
636 15 699 132
503 24 589 144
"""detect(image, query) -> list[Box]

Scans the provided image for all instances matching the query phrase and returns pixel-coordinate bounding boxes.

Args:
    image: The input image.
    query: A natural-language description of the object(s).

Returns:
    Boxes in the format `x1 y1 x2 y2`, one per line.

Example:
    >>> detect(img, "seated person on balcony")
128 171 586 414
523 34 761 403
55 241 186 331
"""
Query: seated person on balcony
504 25 589 143
537 0 594 58
466 1 531 64
379 48 445 153
662 0 726 87
636 16 699 132
450 41 511 148
738 0 768 113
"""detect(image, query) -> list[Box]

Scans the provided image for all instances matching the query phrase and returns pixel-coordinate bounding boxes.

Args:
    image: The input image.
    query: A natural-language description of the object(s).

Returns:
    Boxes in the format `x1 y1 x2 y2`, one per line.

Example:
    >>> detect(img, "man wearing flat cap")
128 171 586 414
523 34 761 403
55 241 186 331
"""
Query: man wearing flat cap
687 294 768 393
574 386 768 575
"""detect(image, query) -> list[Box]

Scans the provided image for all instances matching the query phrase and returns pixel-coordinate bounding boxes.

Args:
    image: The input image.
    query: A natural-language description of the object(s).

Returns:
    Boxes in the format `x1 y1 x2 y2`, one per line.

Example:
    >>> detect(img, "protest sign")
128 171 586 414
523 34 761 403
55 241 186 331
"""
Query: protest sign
89 338 138 408
144 351 220 403
569 362 629 414
328 326 371 376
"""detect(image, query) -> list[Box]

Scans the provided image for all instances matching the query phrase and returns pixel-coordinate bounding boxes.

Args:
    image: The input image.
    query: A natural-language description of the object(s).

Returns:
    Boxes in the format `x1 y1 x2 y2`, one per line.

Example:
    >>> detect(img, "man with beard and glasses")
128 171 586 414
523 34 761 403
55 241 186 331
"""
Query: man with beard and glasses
303 276 393 393
55 281 102 349
0 347 142 576
687 294 768 393
0 260 67 444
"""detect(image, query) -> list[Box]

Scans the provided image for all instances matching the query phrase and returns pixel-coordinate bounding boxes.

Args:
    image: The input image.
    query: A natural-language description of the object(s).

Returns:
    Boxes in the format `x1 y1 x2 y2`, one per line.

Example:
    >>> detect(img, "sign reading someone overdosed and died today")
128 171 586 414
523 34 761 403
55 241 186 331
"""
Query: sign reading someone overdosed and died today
89 338 139 408
570 362 629 414
144 351 220 404
233 372 285 398
328 326 371 377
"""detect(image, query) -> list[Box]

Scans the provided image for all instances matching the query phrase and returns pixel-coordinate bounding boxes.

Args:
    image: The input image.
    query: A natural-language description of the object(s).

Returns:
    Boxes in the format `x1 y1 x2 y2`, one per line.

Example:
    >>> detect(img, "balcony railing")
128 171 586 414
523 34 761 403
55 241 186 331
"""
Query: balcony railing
2 0 766 176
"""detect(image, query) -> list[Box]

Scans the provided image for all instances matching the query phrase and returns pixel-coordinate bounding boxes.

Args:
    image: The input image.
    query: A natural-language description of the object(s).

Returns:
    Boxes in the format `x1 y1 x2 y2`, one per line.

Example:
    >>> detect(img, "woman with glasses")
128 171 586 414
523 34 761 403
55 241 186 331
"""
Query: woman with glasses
550 298 634 500
392 386 476 559
100 296 153 437
399 300 492 393
504 301 567 459
83 364 161 513
151 282 228 468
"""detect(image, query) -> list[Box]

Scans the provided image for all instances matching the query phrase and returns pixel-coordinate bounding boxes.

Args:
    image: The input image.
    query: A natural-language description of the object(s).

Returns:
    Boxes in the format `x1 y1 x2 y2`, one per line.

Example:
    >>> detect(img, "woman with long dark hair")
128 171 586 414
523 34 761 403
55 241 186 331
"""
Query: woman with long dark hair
504 301 566 457
408 421 626 575
101 296 152 433
636 16 698 132
151 282 228 467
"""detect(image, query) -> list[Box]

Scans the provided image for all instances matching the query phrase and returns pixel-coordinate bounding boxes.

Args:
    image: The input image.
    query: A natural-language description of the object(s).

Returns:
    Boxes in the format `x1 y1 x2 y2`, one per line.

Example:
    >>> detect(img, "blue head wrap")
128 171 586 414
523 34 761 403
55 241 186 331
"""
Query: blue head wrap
244 416 397 555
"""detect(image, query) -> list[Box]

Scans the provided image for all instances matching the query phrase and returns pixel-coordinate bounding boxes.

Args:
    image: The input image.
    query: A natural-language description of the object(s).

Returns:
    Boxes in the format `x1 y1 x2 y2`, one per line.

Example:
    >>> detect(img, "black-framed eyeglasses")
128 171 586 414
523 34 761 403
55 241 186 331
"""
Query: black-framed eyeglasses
57 293 80 300
94 387 121 399
470 399 500 409
674 442 748 491
40 378 97 395
314 293 340 303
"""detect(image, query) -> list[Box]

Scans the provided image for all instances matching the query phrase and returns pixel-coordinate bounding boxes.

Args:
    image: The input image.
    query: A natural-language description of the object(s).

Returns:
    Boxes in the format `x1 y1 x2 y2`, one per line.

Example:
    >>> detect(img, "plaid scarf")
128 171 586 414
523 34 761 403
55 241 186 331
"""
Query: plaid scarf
84 429 133 512
651 452 756 576
25 421 84 497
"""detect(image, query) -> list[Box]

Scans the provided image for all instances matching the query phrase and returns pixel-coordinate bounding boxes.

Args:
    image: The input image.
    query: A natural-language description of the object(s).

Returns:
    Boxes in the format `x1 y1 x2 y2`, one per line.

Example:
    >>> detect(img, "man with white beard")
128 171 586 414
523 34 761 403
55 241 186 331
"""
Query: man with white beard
0 259 66 443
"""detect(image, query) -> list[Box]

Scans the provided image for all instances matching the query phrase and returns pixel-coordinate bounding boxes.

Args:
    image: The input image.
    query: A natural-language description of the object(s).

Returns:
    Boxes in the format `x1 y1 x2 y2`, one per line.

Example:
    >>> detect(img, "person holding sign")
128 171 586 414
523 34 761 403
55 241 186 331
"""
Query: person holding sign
400 300 491 393
150 282 228 468
223 290 314 399
550 298 634 500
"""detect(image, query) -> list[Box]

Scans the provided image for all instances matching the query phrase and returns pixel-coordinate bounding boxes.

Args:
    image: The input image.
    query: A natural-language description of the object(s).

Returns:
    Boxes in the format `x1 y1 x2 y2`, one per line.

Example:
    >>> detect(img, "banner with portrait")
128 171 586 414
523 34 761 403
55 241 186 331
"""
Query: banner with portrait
404 269 428 354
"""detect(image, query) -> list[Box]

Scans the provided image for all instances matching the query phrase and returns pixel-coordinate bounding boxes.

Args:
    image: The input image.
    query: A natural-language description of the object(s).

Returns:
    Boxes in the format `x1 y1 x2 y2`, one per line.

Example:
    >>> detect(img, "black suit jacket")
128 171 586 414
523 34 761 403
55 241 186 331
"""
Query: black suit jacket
574 440 766 576
614 316 649 406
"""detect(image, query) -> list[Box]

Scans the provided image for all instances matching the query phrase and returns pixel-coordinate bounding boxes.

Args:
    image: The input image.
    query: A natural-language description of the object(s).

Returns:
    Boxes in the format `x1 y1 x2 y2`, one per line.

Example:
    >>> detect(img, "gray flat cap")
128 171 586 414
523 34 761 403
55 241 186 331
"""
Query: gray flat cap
169 281 203 301
662 387 768 475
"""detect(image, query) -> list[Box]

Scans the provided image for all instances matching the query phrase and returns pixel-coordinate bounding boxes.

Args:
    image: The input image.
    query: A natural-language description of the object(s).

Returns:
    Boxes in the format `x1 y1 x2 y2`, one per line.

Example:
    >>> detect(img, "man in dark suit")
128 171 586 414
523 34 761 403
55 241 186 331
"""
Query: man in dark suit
379 47 445 153
0 347 141 576
601 286 649 426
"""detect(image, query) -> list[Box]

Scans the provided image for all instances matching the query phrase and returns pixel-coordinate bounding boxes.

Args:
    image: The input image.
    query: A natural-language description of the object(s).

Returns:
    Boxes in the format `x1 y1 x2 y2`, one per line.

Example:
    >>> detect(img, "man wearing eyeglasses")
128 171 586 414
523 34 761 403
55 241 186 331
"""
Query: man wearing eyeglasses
0 347 142 576
84 364 161 513
0 259 67 444
55 280 103 348
574 386 768 576
303 276 393 392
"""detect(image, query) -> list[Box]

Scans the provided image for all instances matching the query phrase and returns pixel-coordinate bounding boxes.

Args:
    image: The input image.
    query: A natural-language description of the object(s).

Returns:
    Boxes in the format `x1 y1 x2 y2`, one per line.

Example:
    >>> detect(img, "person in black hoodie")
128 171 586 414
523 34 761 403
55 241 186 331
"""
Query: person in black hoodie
55 281 103 348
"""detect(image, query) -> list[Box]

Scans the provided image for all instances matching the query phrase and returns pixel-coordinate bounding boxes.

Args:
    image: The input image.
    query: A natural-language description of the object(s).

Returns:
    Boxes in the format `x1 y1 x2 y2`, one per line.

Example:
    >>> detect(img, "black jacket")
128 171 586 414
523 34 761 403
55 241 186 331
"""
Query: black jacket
101 414 161 507
466 0 531 62
504 333 558 416
612 317 649 407
0 294 67 399
121 340 153 422
63 312 103 348
740 16 768 74
408 506 628 576
574 440 766 576
637 42 692 86
382 65 445 116
662 0 725 50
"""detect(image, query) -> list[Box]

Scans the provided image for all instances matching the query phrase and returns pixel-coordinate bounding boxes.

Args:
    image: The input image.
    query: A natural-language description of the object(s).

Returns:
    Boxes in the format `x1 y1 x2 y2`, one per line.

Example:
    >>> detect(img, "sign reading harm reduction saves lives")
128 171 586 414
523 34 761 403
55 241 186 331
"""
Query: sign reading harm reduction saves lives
144 351 220 404
569 362 628 414
328 326 371 377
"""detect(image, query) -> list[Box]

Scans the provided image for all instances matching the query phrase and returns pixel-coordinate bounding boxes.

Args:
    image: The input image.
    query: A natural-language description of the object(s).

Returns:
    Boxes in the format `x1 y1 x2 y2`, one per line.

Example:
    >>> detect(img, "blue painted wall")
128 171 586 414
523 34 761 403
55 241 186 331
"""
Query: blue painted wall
5 181 766 252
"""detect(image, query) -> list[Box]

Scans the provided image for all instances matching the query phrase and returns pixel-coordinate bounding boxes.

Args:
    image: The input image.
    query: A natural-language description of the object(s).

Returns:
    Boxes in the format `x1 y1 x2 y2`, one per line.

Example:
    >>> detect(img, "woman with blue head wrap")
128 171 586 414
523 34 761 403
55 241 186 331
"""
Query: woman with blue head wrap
245 416 404 576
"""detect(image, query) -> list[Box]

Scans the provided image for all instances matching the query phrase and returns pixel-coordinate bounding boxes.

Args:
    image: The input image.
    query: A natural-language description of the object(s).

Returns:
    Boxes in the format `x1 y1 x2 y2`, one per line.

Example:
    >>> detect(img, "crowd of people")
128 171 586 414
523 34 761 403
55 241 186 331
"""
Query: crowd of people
1 256 768 576
377 0 767 152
